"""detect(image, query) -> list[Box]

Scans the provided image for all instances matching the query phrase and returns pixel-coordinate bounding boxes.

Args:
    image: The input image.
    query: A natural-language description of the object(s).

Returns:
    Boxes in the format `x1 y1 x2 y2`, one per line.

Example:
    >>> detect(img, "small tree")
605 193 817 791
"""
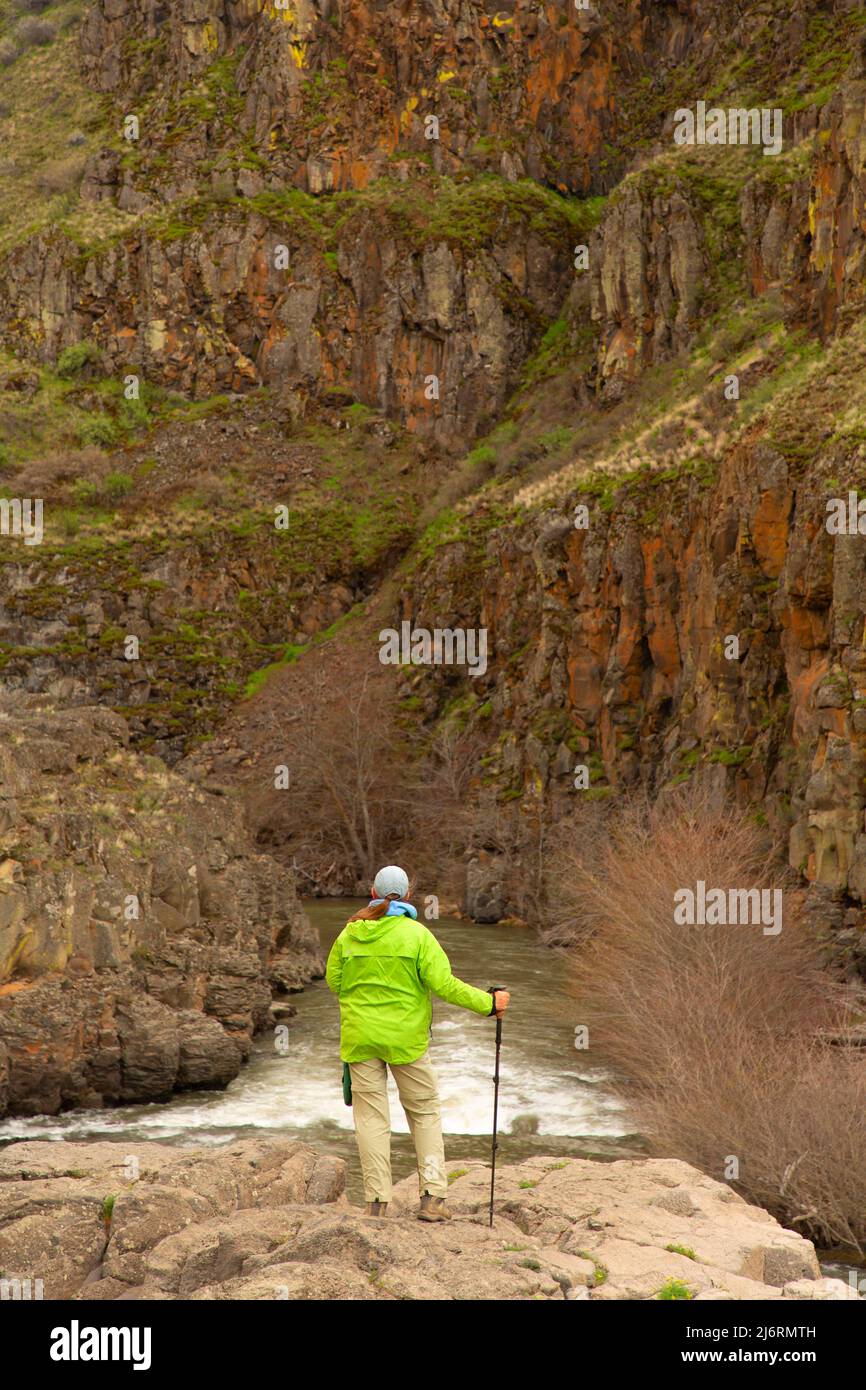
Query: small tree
247 655 410 891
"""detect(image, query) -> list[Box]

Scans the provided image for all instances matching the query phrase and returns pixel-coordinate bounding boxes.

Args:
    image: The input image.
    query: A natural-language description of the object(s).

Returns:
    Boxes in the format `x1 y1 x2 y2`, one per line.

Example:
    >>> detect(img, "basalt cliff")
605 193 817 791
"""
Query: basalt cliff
0 698 321 1119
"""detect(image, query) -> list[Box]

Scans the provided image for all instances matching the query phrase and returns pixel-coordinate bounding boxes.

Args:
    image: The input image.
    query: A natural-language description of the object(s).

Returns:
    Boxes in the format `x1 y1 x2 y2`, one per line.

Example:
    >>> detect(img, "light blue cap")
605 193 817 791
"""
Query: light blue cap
373 865 409 900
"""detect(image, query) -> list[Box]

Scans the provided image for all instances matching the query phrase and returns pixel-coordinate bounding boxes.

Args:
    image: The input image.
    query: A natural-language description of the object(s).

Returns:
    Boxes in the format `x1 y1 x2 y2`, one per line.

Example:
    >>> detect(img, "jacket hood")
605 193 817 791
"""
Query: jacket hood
344 911 411 942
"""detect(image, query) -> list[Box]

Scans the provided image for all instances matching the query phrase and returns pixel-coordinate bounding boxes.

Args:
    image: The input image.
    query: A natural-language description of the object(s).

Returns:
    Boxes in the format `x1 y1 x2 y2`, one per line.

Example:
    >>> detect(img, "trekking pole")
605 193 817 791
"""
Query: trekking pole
488 985 506 1228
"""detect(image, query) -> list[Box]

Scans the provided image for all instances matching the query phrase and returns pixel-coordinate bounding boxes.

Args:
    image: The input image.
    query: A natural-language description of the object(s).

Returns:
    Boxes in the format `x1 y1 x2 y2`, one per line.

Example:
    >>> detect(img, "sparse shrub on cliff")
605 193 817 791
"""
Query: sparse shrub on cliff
13 16 54 49
466 444 497 471
708 291 785 361
102 471 134 502
57 507 81 538
561 786 866 1252
70 470 132 508
77 413 119 448
521 317 570 390
538 425 576 454
71 478 99 507
56 340 101 380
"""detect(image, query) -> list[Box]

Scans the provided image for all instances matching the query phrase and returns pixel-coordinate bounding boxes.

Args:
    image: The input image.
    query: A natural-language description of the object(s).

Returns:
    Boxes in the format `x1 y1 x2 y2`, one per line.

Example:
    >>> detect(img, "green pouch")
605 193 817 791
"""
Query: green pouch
342 1062 353 1107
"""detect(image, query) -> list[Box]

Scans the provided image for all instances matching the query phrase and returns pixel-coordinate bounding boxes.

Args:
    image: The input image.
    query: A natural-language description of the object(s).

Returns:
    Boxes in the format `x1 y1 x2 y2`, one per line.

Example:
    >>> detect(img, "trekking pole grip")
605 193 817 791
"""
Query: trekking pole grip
488 984 506 1018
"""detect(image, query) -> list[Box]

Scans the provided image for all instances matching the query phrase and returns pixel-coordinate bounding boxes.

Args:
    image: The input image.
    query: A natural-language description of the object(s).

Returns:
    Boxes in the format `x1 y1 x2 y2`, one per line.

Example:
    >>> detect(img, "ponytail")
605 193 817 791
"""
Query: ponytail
351 897 393 922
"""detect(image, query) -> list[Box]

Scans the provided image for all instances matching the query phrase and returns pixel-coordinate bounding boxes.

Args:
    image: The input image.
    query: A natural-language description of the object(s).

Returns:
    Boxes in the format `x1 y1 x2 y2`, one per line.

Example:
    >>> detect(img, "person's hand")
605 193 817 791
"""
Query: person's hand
493 989 510 1018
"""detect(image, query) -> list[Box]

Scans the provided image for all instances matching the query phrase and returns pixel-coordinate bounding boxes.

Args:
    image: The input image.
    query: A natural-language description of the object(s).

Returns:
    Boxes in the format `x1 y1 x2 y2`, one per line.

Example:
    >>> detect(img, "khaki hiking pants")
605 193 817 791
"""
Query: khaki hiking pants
349 1052 447 1203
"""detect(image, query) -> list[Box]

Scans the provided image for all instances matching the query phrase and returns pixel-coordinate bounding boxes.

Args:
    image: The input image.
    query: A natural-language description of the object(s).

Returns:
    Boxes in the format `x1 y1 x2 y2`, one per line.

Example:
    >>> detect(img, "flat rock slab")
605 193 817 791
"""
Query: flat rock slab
0 1138 346 1298
416 1153 832 1300
0 1141 857 1301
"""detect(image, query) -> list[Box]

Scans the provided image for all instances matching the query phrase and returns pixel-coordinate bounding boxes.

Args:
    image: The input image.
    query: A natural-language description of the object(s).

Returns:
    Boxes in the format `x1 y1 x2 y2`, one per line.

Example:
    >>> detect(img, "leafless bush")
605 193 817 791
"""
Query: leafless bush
0 40 21 67
11 0 53 12
540 795 616 944
15 16 55 47
646 1029 866 1253
405 723 483 898
33 153 86 197
190 471 234 509
246 655 411 891
13 447 105 500
559 784 866 1250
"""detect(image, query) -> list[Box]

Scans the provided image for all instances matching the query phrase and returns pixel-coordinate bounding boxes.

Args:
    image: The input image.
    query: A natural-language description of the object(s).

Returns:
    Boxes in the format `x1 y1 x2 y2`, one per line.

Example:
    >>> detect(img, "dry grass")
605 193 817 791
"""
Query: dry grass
556 786 866 1252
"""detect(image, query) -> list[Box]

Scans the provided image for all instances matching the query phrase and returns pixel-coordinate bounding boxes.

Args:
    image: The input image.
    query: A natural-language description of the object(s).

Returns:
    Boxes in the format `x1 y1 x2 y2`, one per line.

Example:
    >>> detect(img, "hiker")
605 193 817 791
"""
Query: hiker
325 865 510 1222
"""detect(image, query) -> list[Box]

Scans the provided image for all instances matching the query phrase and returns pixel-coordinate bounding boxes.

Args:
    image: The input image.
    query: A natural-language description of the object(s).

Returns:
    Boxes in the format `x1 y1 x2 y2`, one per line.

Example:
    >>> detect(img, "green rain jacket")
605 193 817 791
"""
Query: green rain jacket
326 909 493 1064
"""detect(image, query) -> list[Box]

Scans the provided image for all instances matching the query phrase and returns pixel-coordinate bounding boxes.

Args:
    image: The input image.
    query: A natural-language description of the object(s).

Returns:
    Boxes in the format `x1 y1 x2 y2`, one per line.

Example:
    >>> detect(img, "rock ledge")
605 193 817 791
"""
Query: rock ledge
0 1141 856 1301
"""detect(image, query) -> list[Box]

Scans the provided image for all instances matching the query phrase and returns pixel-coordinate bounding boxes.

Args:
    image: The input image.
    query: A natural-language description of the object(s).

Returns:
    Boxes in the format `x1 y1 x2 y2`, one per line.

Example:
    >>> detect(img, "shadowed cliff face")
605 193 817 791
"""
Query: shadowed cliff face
590 70 866 387
0 0 629 441
403 423 866 914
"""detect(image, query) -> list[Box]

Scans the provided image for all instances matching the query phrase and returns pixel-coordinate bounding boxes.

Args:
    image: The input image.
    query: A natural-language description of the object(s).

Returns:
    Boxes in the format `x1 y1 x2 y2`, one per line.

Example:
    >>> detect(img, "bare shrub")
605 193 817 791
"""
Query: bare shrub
405 722 484 901
14 16 55 46
33 153 87 197
559 784 866 1250
14 447 105 500
399 711 548 917
540 795 616 944
0 41 22 67
648 1029 866 1253
466 788 544 919
11 0 53 12
246 654 411 892
189 471 233 510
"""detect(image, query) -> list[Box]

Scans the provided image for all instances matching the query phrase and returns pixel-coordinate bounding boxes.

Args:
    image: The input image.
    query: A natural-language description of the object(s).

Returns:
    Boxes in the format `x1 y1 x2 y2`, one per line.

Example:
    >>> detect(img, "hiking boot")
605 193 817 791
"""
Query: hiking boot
364 1201 388 1217
417 1193 451 1223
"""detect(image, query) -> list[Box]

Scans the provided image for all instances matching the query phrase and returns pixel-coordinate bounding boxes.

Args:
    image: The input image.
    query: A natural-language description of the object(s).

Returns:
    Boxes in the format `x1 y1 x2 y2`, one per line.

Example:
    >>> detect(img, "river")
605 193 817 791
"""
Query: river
0 901 635 1199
